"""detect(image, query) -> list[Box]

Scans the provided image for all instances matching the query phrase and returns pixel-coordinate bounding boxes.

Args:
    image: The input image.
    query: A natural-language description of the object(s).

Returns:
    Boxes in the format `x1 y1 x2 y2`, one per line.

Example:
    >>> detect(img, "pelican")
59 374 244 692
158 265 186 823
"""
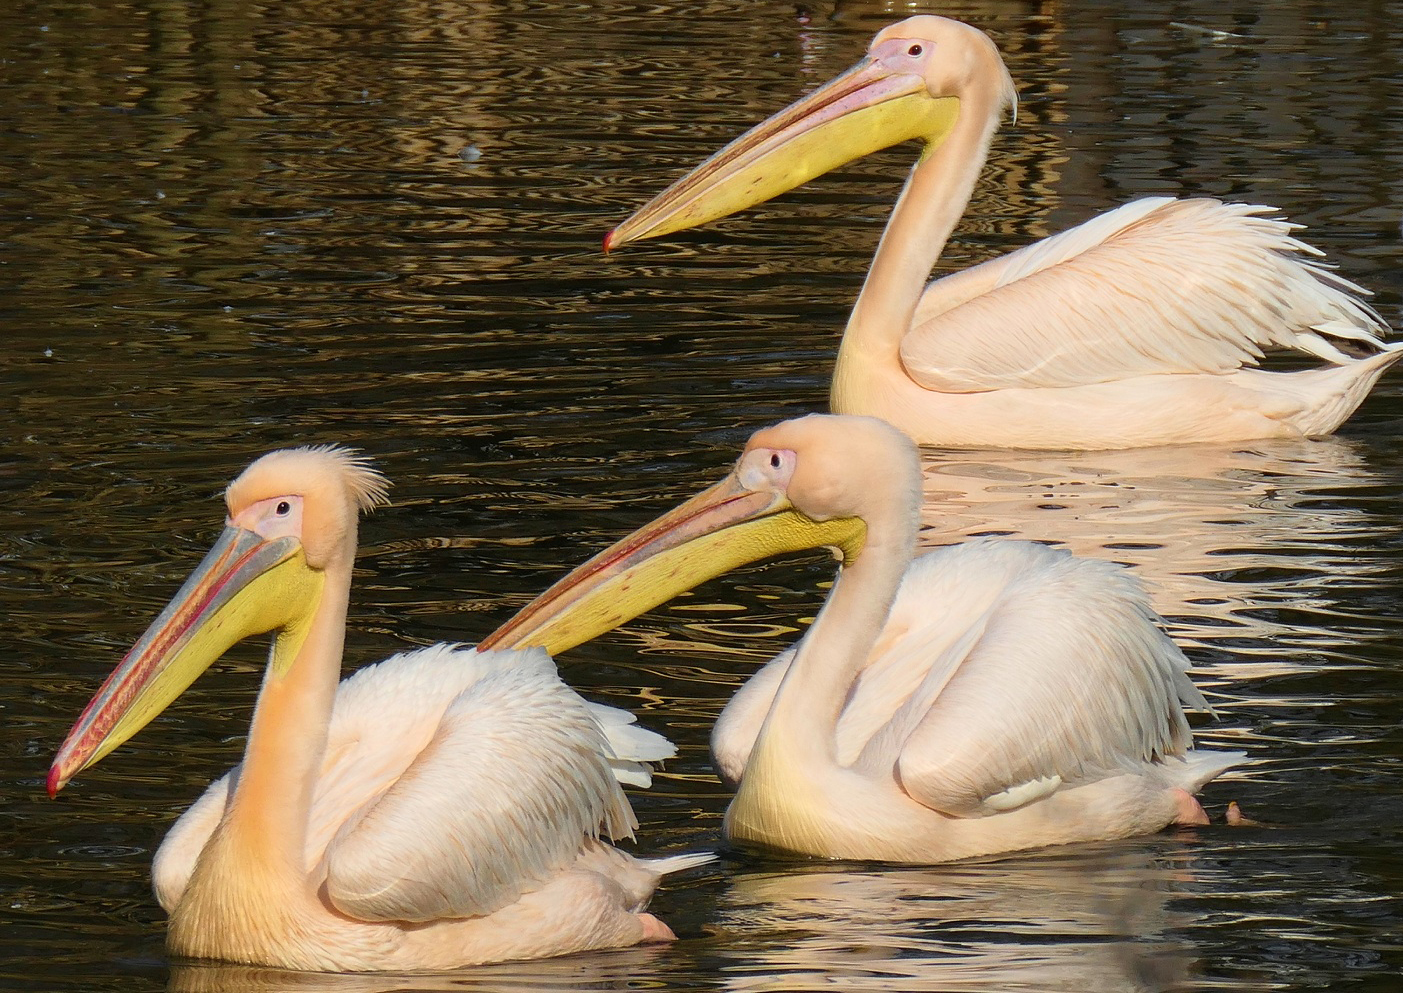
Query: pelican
481 415 1244 861
606 15 1399 450
48 446 708 971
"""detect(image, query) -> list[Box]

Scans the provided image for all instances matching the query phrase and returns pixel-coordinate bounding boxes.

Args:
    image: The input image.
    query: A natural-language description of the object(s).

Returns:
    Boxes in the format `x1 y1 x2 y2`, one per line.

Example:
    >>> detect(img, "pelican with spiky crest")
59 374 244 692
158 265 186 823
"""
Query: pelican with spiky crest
606 15 1398 450
49 446 708 971
481 415 1243 861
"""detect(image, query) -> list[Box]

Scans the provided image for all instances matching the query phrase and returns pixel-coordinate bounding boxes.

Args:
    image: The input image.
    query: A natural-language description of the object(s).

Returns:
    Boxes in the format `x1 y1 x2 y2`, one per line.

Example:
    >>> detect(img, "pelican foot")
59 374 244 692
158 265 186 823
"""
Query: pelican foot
1170 788 1210 826
1225 800 1265 827
638 913 676 943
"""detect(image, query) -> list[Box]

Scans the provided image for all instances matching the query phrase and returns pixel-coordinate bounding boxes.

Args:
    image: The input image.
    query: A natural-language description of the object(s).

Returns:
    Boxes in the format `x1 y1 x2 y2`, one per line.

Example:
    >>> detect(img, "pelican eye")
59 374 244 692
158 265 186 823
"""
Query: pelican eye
769 453 782 469
275 500 291 516
907 43 923 57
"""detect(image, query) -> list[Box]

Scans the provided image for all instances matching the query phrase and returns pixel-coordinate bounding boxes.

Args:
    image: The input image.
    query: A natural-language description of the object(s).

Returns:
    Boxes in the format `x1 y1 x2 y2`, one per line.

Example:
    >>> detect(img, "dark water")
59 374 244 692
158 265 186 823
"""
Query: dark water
5 0 1403 989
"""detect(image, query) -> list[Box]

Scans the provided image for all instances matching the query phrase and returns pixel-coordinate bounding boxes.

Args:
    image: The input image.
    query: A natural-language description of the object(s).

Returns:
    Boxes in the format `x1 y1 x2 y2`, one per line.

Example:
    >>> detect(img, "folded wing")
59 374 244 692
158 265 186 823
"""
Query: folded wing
155 646 648 925
322 649 636 923
904 198 1389 393
846 541 1207 818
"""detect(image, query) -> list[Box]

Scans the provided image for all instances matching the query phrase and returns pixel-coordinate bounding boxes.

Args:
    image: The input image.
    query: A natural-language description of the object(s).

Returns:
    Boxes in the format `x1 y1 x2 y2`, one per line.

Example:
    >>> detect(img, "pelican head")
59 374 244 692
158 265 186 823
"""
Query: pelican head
481 415 920 657
605 15 1016 251
48 447 389 796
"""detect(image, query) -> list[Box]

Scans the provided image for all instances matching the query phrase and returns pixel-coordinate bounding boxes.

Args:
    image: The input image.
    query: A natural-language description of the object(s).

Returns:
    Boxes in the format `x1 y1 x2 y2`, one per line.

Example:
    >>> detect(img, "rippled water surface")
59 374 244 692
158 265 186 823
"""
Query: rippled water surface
5 0 1403 989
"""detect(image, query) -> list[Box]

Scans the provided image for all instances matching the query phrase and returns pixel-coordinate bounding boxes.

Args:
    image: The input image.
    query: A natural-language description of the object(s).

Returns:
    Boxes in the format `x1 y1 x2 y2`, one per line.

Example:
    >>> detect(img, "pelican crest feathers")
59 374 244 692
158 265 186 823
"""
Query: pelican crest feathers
227 445 391 516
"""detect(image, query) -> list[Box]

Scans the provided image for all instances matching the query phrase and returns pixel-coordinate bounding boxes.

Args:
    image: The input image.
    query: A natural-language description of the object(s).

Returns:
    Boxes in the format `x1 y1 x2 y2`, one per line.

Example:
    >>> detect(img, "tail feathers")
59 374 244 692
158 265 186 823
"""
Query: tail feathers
1287 346 1403 436
587 701 677 789
643 851 717 877
609 759 660 789
1176 749 1246 793
1306 319 1394 358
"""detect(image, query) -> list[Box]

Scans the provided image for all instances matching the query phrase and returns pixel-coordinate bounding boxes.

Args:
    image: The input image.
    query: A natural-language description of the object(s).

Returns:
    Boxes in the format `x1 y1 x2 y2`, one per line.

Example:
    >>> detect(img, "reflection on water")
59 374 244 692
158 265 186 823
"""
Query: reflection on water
712 849 1197 993
914 438 1402 805
167 944 681 993
920 436 1387 640
6 0 1403 990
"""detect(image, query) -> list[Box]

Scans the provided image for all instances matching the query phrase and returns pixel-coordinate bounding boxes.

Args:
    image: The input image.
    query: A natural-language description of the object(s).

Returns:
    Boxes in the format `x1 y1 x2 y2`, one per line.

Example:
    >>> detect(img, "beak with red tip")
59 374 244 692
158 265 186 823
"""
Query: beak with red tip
479 468 866 657
48 527 321 797
604 53 958 252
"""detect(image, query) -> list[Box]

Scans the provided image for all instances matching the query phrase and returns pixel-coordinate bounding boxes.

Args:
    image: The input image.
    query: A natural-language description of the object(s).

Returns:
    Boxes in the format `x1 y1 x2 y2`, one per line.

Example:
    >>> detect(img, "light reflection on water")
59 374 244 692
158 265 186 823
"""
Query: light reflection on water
909 440 1403 828
712 854 1197 991
5 0 1403 990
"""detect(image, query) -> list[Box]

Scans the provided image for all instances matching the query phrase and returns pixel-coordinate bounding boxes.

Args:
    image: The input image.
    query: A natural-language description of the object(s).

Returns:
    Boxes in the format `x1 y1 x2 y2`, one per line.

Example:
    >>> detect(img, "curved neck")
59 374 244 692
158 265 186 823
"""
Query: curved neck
221 555 352 881
838 94 1003 366
760 495 918 769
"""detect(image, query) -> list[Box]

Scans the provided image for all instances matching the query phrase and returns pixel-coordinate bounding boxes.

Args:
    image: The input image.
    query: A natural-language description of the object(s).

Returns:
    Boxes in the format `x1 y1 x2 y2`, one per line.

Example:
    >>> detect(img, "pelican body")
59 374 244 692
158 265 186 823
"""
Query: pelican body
607 16 1398 450
482 415 1243 862
49 447 706 971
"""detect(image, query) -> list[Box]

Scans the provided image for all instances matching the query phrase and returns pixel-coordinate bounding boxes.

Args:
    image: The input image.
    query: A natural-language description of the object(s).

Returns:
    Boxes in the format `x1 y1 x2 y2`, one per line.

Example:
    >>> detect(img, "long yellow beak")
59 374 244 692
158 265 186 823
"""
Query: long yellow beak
605 55 958 251
479 472 866 657
48 527 319 796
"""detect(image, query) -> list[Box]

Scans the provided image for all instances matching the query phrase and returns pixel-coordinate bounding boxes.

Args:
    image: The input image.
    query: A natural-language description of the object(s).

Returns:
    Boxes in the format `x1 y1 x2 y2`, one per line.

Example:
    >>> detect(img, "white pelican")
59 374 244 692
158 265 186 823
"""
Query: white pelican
48 446 708 971
606 15 1399 450
480 415 1244 861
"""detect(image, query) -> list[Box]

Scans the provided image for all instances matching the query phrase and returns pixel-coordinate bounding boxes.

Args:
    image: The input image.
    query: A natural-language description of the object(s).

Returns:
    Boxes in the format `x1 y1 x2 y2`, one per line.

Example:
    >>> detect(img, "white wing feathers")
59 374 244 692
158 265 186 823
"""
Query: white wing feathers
323 648 635 923
908 197 1175 330
586 701 676 788
708 540 1214 821
711 648 794 787
843 595 998 771
152 773 230 913
153 645 669 926
904 197 1390 392
885 541 1205 818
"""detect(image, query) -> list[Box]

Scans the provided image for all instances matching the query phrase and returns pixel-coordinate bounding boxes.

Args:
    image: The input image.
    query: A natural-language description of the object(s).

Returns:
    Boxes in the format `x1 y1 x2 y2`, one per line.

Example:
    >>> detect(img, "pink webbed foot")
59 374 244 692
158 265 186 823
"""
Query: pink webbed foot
1226 800 1265 827
1170 788 1210 826
638 913 676 943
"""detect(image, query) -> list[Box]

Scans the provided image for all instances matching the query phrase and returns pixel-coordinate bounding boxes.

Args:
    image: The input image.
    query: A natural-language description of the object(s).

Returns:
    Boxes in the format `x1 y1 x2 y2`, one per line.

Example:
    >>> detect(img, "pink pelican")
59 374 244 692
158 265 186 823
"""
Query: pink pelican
606 16 1398 450
482 415 1243 860
49 446 707 971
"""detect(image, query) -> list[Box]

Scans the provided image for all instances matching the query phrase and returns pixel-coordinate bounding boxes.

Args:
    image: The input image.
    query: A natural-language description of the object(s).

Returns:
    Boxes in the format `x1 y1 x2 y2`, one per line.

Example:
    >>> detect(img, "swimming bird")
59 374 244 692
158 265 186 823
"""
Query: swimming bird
481 414 1243 861
49 446 706 971
606 15 1398 450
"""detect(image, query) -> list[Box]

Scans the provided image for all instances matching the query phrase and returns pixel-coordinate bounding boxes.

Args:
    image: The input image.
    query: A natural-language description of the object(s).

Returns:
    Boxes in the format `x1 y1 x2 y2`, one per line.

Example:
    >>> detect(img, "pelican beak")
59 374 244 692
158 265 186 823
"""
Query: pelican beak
48 527 320 796
605 55 957 250
479 472 866 657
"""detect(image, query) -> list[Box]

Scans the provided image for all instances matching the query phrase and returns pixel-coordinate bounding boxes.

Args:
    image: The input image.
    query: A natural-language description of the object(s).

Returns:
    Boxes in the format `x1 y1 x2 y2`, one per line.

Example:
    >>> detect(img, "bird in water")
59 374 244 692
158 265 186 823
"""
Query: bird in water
49 446 708 971
606 15 1398 450
482 414 1244 861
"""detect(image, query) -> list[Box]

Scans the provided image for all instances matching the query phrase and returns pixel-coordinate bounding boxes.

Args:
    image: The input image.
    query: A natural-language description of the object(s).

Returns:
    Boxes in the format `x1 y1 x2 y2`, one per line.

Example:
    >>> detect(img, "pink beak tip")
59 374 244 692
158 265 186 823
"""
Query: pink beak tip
46 763 65 799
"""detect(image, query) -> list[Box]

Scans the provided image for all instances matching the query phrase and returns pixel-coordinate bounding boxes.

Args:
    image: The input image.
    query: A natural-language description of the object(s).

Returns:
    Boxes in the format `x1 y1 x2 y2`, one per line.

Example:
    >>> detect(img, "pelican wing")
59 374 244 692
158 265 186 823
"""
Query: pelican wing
152 772 231 912
857 541 1204 818
319 647 636 923
584 700 676 788
150 645 655 922
711 648 794 787
152 647 473 911
902 198 1388 393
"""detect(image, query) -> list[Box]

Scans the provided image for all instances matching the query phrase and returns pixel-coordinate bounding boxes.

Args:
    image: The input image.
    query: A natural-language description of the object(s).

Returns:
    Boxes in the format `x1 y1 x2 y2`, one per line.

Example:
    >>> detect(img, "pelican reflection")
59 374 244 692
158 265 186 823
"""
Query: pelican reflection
710 844 1199 992
918 436 1389 646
